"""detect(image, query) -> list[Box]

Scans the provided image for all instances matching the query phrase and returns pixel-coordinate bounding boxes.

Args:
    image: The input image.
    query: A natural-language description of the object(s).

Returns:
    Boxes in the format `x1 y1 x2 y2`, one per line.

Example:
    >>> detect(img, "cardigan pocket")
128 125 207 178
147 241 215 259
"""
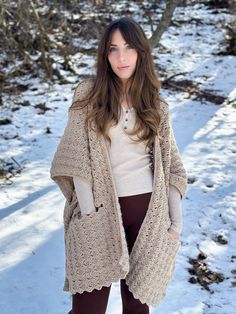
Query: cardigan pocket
64 204 119 293
71 203 103 220
166 229 181 245
163 228 181 271
162 229 181 280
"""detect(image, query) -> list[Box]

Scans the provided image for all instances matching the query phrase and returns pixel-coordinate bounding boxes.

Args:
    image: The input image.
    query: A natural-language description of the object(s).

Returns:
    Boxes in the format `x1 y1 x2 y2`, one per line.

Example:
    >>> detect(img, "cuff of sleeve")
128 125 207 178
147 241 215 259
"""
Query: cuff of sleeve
169 223 182 234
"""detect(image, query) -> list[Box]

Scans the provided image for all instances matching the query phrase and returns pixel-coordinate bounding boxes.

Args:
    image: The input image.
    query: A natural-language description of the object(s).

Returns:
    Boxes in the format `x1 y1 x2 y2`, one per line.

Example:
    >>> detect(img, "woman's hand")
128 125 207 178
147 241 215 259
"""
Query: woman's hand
167 227 180 240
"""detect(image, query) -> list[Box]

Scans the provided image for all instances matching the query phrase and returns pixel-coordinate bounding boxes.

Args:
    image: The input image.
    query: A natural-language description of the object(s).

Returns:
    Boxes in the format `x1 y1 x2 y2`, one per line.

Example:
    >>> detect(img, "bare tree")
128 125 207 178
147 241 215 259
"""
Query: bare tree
29 1 54 79
149 0 182 48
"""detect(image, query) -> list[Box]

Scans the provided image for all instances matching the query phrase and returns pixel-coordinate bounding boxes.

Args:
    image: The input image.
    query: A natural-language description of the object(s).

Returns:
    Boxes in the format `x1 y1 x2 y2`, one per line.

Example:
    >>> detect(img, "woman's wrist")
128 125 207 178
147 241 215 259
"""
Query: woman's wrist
169 221 182 234
168 226 180 239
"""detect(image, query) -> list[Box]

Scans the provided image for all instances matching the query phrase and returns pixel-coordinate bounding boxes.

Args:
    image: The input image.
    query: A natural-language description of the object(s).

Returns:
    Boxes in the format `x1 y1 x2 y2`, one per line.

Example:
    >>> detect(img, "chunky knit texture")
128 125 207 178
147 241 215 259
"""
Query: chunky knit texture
50 79 188 307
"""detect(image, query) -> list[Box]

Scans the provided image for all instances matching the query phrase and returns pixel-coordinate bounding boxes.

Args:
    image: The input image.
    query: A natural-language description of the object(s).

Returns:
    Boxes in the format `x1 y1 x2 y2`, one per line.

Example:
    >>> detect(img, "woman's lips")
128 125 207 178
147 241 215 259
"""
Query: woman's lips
117 66 129 71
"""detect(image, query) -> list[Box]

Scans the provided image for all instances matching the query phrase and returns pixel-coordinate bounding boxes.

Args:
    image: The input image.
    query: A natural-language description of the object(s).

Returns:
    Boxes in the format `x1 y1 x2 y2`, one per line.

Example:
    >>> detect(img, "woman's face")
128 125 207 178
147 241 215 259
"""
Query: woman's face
107 29 138 84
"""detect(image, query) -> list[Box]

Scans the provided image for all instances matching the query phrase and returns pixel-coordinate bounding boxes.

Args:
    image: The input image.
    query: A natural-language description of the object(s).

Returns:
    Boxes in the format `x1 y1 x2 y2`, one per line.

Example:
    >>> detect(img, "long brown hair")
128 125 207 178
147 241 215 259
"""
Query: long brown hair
70 17 162 150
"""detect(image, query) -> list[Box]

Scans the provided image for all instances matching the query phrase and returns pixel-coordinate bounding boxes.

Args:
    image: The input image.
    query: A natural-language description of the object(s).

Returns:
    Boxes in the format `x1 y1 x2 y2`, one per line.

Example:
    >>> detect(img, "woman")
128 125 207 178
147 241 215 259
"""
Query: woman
50 17 187 314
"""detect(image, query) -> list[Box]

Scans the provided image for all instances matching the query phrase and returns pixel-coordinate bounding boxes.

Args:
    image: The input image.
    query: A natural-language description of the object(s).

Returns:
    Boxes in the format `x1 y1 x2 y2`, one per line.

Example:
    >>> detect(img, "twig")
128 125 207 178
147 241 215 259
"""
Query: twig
11 157 23 170
164 72 188 82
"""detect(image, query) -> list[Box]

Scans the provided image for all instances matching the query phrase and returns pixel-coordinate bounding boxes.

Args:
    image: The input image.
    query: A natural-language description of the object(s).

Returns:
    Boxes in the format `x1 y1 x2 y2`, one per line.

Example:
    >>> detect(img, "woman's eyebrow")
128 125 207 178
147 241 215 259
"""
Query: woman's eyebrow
110 42 128 46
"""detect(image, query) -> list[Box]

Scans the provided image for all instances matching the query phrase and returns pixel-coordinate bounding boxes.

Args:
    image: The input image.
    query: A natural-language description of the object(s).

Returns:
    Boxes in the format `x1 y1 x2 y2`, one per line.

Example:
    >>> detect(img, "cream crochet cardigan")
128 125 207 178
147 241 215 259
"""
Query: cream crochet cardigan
50 79 188 307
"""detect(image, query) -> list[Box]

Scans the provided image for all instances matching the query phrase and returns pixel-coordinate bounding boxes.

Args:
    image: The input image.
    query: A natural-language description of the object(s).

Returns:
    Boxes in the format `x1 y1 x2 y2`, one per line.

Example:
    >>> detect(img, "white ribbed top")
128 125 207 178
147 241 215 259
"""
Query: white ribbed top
106 105 153 197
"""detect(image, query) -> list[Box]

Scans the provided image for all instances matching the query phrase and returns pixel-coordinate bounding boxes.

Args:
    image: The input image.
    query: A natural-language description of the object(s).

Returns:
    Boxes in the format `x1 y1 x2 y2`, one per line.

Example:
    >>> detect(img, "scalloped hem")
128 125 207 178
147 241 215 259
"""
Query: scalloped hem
64 276 165 307
63 272 128 295
125 280 166 307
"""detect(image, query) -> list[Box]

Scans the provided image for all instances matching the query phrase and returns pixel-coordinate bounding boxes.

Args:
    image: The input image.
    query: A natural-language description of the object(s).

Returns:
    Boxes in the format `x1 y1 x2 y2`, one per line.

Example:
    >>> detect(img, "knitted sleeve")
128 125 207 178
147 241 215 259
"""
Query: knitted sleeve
169 117 188 198
50 80 93 202
160 101 188 199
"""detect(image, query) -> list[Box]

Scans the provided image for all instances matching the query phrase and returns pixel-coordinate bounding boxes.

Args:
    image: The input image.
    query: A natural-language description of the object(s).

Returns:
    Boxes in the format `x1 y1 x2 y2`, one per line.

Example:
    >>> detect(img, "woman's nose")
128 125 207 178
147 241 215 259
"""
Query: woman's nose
118 50 125 62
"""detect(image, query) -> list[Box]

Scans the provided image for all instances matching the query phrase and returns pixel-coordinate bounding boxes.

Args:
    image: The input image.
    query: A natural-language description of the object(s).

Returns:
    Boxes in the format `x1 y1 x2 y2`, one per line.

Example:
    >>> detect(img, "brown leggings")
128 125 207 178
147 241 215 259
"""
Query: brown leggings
68 192 152 314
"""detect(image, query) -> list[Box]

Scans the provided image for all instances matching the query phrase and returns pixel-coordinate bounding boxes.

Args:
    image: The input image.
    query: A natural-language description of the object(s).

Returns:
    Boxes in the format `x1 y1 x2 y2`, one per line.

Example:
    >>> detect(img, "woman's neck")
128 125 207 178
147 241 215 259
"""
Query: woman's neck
120 93 132 109
120 81 133 109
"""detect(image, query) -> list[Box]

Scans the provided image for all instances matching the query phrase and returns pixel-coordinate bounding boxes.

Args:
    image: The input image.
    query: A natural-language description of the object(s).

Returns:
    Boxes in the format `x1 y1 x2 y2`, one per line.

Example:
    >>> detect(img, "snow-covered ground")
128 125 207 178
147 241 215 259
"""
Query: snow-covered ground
0 2 236 314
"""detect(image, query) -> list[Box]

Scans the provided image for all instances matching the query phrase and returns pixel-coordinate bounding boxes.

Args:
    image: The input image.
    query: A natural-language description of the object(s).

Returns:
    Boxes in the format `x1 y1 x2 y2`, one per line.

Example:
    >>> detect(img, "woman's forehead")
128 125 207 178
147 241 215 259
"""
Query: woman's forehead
110 29 127 44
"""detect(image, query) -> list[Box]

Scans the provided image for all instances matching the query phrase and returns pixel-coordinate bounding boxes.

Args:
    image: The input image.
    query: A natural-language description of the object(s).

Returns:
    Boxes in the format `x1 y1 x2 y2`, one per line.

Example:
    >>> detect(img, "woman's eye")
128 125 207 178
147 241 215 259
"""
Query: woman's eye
109 47 117 52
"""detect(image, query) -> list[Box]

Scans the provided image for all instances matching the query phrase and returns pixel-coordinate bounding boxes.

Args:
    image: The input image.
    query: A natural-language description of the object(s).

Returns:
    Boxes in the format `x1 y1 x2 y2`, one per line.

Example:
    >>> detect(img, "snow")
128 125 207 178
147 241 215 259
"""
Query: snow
0 2 236 314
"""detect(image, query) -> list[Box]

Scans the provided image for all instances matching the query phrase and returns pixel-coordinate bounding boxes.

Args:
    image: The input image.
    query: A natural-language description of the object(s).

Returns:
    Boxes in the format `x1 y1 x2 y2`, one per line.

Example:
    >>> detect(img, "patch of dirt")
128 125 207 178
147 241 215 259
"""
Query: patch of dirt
162 78 227 105
188 252 225 291
0 157 24 185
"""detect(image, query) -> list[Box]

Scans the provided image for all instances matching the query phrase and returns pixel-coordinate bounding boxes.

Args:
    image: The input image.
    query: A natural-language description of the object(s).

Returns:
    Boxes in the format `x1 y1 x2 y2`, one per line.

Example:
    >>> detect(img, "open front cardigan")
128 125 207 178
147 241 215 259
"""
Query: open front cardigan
50 79 188 307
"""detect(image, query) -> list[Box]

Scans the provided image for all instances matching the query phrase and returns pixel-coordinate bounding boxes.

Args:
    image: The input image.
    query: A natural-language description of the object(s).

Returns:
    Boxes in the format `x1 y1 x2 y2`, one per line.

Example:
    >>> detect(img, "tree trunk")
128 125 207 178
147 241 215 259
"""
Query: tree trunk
29 0 53 79
149 0 182 48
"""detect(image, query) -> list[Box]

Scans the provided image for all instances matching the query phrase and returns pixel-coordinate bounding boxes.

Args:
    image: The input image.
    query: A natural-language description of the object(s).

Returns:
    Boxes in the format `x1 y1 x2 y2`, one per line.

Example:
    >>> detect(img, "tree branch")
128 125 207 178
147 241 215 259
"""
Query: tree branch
149 0 182 48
